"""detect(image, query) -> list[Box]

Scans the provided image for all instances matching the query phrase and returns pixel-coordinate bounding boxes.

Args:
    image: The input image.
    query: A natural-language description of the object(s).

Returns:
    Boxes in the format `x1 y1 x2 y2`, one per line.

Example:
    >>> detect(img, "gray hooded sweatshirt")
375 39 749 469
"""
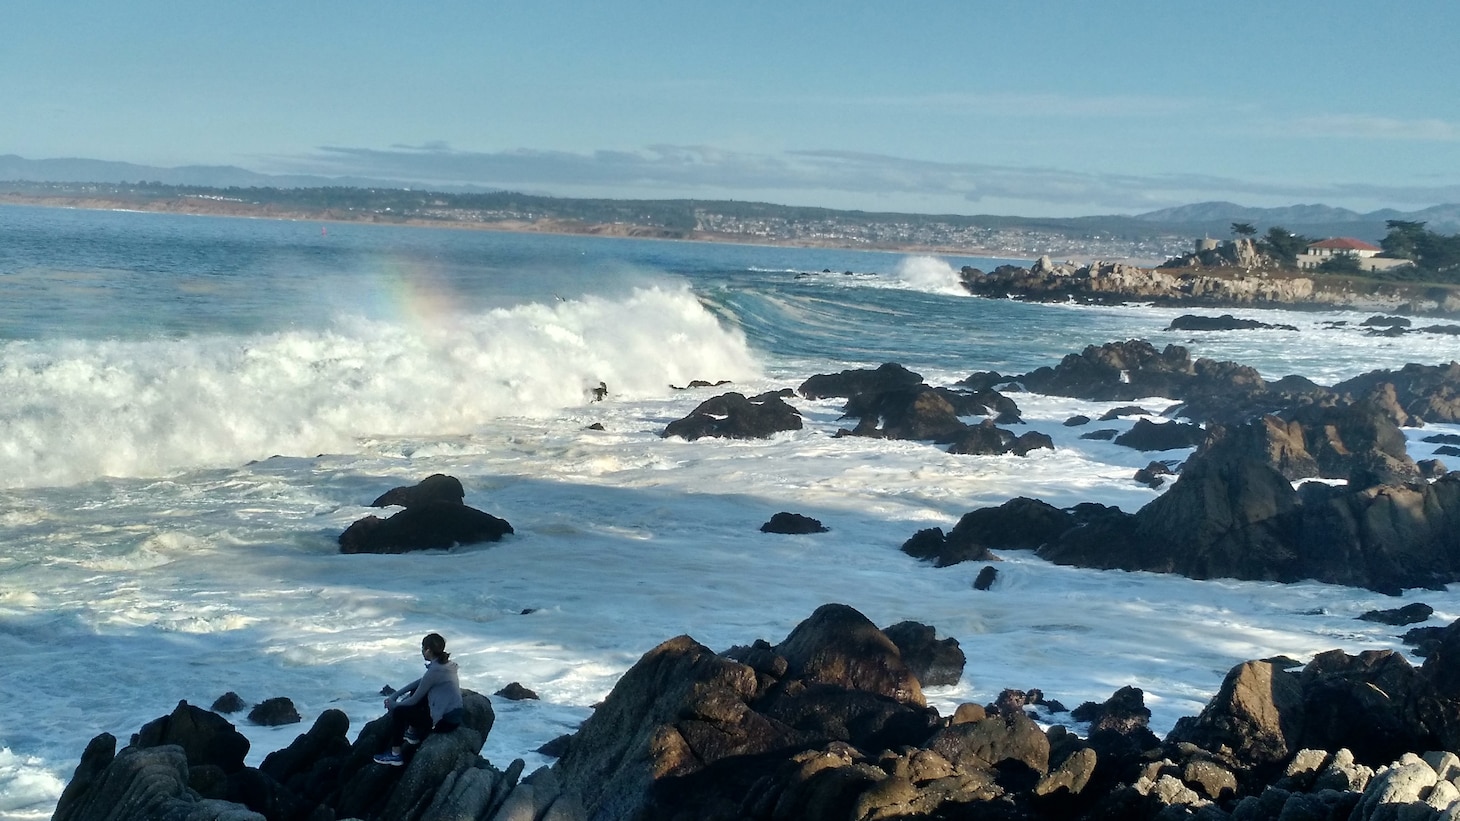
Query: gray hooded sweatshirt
389 659 463 724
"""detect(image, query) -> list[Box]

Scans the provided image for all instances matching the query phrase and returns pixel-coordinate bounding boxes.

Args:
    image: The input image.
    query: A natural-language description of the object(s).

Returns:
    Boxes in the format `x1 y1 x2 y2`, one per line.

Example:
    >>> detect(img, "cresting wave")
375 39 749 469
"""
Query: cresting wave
0 286 759 489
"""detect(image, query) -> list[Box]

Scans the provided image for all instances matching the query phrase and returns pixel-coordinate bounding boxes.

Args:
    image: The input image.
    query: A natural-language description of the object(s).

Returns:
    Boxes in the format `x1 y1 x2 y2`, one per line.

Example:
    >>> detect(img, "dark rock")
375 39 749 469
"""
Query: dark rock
842 386 969 441
247 697 301 727
339 501 514 554
760 511 829 534
776 604 925 705
495 682 540 701
661 391 803 440
1114 419 1206 451
1333 361 1460 424
1424 433 1460 445
53 741 256 821
210 692 246 714
881 621 966 687
1357 602 1434 626
585 422 605 431
1100 405 1154 421
1063 414 1091 426
1167 661 1304 775
1439 445 1460 457
1166 314 1297 332
672 379 733 389
134 700 251 774
907 497 1074 568
945 419 1052 456
369 473 465 508
1360 315 1412 328
973 565 999 590
797 362 923 400
1133 461 1174 488
258 708 351 798
899 527 949 562
1079 428 1118 441
1419 458 1449 478
537 734 573 758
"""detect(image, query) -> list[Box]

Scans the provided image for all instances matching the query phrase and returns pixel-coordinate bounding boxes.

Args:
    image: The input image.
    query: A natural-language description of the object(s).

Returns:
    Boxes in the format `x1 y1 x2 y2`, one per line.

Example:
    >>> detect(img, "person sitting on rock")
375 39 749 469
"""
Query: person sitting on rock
373 632 464 766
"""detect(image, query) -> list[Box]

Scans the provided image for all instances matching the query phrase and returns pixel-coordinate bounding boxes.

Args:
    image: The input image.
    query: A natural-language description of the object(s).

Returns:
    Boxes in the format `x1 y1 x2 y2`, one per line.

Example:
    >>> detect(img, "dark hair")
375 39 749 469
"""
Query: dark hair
422 633 449 663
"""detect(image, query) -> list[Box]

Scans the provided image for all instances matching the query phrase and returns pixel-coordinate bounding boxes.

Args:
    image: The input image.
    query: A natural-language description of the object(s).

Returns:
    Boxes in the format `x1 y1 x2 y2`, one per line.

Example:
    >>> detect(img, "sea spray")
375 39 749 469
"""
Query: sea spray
0 286 759 489
889 255 967 296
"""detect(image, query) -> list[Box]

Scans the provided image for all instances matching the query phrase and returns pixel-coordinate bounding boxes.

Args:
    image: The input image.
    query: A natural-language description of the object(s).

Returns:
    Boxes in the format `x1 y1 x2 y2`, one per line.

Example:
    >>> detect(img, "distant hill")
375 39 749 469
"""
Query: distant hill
0 154 499 194
1134 201 1460 240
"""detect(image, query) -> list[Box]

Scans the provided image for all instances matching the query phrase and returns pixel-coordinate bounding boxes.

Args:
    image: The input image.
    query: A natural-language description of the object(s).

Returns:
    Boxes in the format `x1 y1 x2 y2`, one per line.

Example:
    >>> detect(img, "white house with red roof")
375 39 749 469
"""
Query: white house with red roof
1297 237 1411 272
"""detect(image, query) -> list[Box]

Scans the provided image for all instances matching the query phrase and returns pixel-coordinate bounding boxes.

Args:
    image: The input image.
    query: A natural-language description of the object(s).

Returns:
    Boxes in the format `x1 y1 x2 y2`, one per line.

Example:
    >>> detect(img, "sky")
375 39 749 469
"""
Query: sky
4 1 1460 218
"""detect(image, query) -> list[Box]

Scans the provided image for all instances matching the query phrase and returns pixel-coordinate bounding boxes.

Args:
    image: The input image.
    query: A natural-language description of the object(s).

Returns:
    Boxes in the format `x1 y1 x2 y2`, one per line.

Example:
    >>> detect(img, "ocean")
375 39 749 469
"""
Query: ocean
2 204 1458 819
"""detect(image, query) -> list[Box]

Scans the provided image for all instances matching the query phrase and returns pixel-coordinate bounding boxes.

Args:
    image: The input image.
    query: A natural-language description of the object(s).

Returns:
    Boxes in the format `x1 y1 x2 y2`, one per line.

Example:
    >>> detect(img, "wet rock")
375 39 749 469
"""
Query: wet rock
760 511 829 534
797 362 923 400
1357 602 1434 626
1114 419 1206 451
339 501 514 554
1166 313 1297 332
247 697 301 727
973 565 999 590
370 473 465 508
211 692 246 714
881 620 966 687
662 391 803 440
495 682 540 701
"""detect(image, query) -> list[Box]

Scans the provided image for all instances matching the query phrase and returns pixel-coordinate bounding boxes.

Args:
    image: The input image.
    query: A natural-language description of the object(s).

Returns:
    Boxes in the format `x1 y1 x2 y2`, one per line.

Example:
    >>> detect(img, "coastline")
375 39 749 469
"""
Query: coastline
0 192 1037 262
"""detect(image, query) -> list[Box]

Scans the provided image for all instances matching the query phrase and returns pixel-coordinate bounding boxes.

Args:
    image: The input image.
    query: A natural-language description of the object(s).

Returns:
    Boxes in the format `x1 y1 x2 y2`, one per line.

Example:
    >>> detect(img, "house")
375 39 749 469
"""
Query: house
1297 237 1411 272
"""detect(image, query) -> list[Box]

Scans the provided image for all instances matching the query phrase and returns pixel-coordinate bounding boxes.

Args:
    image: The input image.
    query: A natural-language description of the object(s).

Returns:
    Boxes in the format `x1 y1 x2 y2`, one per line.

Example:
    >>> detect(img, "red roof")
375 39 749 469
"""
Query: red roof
1308 237 1381 252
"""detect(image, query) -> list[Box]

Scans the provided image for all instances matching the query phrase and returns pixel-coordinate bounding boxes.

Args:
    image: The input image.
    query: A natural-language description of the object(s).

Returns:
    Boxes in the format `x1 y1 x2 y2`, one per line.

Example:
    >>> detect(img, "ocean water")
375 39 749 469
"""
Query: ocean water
2 204 1459 819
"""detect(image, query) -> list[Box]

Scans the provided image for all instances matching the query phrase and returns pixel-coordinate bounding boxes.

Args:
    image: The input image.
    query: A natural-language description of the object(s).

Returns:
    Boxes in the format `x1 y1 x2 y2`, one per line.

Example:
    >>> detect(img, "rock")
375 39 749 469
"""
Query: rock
1166 661 1305 775
1358 603 1434 626
881 621 966 687
211 692 246 714
760 512 829 534
776 604 925 706
247 697 301 727
52 739 264 821
1133 461 1174 488
1166 314 1297 332
495 682 540 701
339 501 514 554
134 701 251 774
797 362 923 400
1361 315 1413 328
904 497 1074 567
1419 458 1448 478
1334 362 1460 424
1114 419 1206 451
1064 414 1091 426
661 391 803 440
1100 405 1155 421
370 474 465 508
973 566 999 590
944 420 1053 456
1079 428 1118 441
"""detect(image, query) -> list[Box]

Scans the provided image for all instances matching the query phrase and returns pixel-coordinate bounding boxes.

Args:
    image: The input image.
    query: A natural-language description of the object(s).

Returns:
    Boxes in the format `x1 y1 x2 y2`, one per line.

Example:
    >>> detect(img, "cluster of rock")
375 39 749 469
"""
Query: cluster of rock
660 362 1050 457
338 475 513 555
959 257 1460 315
54 604 1460 820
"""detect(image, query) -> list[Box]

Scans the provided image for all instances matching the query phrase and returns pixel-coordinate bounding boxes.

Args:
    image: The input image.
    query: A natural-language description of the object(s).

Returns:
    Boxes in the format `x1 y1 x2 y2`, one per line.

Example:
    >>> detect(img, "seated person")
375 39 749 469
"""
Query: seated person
373 632 463 766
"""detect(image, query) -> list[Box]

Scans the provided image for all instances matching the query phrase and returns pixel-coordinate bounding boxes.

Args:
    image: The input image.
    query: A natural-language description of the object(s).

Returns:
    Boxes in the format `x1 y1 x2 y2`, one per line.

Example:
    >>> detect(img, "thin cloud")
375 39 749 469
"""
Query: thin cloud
1276 114 1460 141
265 143 1460 214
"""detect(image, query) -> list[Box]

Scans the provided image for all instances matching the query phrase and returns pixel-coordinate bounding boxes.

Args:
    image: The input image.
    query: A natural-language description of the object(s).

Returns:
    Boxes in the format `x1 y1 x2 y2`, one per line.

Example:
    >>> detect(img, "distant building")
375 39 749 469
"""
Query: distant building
1297 237 1411 272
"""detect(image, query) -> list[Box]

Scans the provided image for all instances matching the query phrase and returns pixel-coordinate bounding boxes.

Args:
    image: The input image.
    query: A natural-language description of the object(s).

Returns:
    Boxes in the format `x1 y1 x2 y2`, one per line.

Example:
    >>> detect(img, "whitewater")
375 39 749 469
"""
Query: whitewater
2 205 1459 819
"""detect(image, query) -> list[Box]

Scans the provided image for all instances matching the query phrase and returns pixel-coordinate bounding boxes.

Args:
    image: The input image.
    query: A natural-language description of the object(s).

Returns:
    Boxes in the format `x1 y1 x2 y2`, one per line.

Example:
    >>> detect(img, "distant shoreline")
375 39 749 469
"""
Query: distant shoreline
0 193 1057 263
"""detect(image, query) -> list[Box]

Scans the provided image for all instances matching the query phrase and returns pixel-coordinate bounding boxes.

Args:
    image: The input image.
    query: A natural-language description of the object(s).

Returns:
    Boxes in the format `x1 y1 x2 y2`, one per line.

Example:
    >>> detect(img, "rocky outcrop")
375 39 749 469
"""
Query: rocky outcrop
340 475 514 554
661 391 803 440
797 362 924 400
960 259 1460 315
1333 361 1460 424
760 511 829 534
54 606 1460 821
1166 313 1298 332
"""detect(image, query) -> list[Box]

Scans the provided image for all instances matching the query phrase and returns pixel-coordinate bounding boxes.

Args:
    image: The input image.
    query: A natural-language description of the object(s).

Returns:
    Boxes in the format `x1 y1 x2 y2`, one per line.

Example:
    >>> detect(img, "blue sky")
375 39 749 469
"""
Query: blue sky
5 1 1459 217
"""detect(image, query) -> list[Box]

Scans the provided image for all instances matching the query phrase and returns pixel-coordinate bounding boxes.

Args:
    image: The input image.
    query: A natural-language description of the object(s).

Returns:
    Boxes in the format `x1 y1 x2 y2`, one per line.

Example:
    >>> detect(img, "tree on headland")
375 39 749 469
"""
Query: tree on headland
1259 226 1309 268
1230 222 1257 238
1377 220 1460 278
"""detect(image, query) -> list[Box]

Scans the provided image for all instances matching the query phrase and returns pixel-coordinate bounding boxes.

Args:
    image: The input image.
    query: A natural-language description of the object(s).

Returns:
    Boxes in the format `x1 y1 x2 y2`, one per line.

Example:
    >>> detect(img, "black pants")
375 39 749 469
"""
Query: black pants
388 700 433 747
388 701 461 747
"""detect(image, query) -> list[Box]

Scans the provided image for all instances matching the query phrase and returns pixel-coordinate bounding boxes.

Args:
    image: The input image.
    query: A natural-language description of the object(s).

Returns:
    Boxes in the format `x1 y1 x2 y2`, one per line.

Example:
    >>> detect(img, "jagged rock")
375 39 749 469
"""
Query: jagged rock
797 362 924 400
1166 314 1297 332
370 474 465 508
881 621 966 687
339 501 514 554
1358 602 1434 626
1114 419 1206 451
495 682 541 701
760 511 828 534
944 420 1052 456
53 737 264 821
1133 461 1174 488
247 697 301 727
210 693 246 714
1167 660 1304 775
661 391 803 440
902 497 1072 567
134 701 251 774
1334 361 1460 424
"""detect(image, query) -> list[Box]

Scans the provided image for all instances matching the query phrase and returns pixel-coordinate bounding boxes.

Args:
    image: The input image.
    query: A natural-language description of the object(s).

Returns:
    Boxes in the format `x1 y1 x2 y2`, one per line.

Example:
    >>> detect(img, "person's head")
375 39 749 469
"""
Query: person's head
421 633 449 663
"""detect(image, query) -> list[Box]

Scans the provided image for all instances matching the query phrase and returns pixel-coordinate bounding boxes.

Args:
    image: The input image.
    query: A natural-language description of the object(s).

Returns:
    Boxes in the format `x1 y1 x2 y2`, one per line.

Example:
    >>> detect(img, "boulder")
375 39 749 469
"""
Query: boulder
495 682 541 701
1357 603 1434 626
760 512 829 534
1114 419 1206 451
662 391 803 440
370 474 465 508
797 362 923 400
1166 314 1297 332
134 701 251 774
52 738 264 821
944 420 1052 456
1334 361 1460 424
881 621 966 687
339 501 514 554
246 697 300 727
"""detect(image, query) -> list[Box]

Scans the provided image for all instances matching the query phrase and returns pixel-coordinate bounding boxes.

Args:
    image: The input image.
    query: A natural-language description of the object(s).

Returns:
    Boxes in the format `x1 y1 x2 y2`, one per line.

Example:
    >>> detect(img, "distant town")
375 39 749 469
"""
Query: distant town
0 180 1198 262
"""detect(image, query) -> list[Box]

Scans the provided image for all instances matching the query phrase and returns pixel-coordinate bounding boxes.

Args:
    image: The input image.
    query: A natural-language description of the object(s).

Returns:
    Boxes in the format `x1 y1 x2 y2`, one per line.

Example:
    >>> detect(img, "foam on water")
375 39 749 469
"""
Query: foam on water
0 285 757 489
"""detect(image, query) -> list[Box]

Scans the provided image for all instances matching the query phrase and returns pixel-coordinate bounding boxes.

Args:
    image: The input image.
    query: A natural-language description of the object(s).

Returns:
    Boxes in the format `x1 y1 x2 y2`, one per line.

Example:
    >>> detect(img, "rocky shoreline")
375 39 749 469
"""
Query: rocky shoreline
48 335 1460 820
961 257 1460 318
